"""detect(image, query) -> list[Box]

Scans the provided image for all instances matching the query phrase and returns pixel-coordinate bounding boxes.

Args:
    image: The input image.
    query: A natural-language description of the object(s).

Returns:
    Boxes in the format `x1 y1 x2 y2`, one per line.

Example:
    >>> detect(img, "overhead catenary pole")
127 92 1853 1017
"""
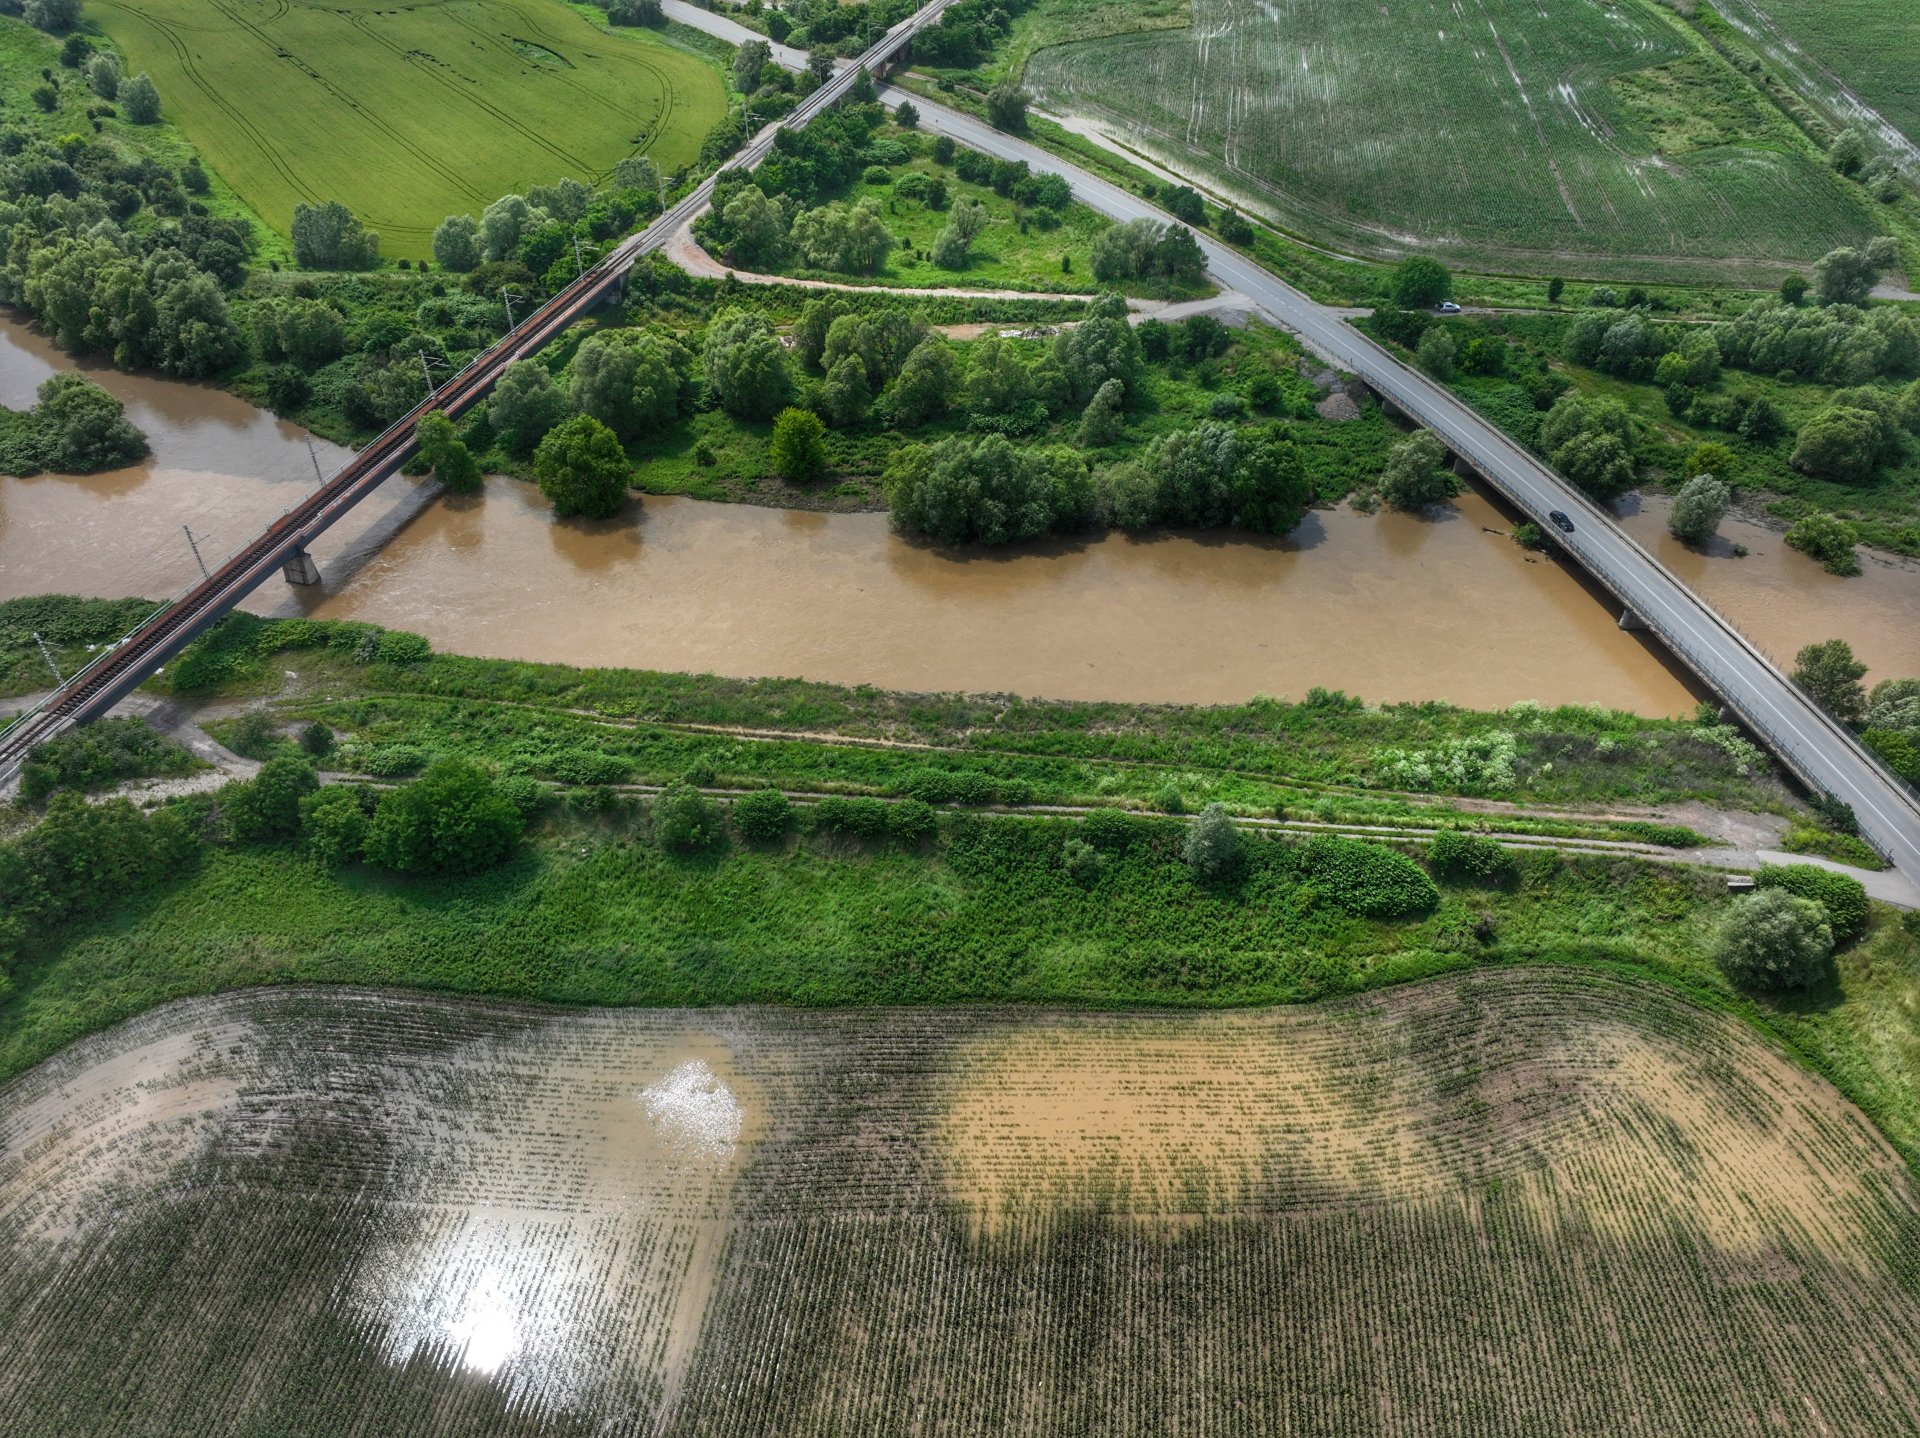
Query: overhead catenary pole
417 350 448 397
31 632 61 685
181 524 209 580
501 286 523 333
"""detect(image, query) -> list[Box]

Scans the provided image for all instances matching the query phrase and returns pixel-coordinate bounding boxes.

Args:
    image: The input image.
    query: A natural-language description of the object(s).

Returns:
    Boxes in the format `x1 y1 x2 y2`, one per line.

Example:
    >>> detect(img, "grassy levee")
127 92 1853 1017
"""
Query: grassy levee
88 0 727 258
1001 0 1888 283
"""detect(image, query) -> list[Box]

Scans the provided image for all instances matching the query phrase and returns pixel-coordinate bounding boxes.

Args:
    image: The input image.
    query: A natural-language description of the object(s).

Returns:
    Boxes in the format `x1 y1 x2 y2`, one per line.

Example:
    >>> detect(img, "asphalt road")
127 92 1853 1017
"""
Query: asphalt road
665 0 1920 882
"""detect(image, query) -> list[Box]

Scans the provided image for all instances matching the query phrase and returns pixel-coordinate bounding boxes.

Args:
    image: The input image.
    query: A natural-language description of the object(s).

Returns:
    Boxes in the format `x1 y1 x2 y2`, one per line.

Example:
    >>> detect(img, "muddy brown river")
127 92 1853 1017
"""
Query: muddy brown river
5 316 1918 712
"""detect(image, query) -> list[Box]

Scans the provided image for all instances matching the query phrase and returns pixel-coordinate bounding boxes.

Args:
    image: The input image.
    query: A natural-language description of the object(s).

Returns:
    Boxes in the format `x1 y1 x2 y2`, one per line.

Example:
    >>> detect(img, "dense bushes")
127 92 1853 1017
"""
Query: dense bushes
0 375 148 477
0 795 196 992
1428 830 1516 885
18 717 196 805
1299 836 1440 917
885 433 1091 544
1756 863 1868 946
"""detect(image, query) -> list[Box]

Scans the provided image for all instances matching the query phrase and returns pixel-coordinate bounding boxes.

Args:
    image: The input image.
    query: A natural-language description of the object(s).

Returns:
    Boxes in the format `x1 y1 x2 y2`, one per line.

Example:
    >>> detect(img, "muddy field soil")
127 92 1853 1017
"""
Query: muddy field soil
3 970 1918 1436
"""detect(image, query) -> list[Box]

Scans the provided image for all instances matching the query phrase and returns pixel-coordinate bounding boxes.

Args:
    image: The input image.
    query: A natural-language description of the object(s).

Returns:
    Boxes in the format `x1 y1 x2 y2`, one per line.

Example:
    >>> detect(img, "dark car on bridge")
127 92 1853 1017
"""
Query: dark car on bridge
1549 511 1575 534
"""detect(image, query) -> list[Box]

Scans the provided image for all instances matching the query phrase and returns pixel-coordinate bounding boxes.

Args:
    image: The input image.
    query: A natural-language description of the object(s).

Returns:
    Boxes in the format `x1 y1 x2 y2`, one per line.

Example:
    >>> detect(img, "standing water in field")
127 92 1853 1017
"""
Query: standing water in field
4 977 1920 1435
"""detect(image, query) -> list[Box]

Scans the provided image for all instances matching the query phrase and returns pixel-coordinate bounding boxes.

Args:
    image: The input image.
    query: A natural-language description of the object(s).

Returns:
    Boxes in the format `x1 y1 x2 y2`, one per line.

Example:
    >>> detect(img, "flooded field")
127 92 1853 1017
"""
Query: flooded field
4 970 1919 1436
4 315 1917 712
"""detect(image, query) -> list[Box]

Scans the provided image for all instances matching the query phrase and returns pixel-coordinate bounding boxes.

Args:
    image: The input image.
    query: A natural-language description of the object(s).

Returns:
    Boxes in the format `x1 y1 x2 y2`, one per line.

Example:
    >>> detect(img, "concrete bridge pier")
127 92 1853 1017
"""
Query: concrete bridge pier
282 548 322 586
1618 609 1649 632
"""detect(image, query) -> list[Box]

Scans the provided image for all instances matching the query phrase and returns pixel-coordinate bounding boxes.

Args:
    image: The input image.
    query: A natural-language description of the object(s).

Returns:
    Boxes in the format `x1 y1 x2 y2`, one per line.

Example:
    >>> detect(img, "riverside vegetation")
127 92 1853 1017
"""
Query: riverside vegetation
3 608 1916 1172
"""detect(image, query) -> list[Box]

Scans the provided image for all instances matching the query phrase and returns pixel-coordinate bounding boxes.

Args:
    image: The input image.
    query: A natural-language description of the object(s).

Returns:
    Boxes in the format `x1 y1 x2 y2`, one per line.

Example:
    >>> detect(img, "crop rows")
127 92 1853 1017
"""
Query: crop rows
1022 0 1879 279
3 973 1919 1433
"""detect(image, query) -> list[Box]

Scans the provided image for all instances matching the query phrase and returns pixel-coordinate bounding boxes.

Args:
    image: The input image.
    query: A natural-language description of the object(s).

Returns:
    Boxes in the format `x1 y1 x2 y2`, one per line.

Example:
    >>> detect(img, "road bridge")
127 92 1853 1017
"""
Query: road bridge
7 1 1918 885
660 1 1920 882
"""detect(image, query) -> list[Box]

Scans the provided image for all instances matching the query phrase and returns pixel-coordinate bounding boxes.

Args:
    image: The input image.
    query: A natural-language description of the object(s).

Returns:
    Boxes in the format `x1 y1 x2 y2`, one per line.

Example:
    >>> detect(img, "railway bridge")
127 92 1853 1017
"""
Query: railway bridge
5 0 1919 886
0 0 956 779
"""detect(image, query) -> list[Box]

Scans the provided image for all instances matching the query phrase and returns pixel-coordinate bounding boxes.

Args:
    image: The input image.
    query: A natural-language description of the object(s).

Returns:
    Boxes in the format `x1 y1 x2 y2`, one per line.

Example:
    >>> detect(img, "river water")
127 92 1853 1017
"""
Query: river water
5 315 1917 714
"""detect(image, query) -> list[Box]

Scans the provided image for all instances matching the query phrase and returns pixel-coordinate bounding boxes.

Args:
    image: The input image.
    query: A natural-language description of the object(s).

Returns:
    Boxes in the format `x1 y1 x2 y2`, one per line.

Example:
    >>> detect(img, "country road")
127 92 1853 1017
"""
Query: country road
663 0 1920 885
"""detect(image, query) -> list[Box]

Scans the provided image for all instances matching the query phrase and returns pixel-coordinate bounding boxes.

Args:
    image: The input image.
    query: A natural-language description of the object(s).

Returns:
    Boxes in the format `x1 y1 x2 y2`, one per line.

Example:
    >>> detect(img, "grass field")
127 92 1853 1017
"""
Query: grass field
1016 0 1883 282
4 970 1920 1434
89 0 727 259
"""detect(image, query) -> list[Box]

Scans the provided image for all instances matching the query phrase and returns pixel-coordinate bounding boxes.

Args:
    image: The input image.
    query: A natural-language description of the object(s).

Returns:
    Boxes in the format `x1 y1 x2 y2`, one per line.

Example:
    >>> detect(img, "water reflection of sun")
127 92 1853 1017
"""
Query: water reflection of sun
357 1050 748 1419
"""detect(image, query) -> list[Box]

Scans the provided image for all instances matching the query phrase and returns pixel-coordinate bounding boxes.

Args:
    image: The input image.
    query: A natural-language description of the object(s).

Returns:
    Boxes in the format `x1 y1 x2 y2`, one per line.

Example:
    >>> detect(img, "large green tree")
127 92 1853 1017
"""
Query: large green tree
1391 257 1452 309
488 360 570 454
703 309 792 419
1792 639 1868 723
533 415 630 519
1666 474 1730 546
1713 889 1833 991
1377 431 1459 512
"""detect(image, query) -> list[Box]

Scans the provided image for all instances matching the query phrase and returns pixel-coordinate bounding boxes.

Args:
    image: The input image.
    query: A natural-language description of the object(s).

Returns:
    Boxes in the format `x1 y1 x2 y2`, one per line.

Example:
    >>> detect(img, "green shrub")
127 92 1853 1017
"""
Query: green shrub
299 785 369 864
901 768 997 805
1062 835 1103 885
1154 781 1185 814
1081 806 1142 852
363 759 524 874
224 708 282 760
1756 864 1869 946
1614 821 1708 848
812 795 890 838
360 744 429 777
1301 835 1440 918
546 748 630 786
496 775 545 820
1428 829 1516 885
299 722 335 758
374 630 432 665
886 798 937 844
1714 889 1833 990
223 757 318 843
733 787 792 842
653 780 721 851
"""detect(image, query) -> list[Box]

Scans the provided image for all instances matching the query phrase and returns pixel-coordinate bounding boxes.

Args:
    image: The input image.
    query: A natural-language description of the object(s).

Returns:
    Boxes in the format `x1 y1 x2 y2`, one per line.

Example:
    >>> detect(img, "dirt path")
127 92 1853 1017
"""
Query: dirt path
664 224 1098 303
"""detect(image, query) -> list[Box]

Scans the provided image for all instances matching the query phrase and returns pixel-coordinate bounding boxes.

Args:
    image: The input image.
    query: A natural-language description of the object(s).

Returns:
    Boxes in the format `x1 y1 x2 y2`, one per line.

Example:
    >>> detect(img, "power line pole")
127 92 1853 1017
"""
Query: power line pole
182 524 209 580
31 631 61 685
501 286 524 333
305 434 326 487
417 350 448 398
573 234 586 279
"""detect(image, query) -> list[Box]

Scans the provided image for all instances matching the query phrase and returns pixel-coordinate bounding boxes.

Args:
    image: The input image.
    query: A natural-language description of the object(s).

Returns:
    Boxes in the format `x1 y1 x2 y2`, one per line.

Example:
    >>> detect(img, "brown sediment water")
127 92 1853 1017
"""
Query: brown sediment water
1617 493 1920 687
270 480 1702 713
5 311 1916 713
0 319 355 602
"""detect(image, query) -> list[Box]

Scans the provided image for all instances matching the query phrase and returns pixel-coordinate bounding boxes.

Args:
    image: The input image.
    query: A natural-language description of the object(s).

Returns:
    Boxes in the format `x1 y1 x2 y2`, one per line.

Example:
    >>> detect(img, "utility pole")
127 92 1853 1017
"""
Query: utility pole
182 524 209 580
305 434 326 487
573 233 586 279
31 632 61 685
417 350 449 398
501 286 524 333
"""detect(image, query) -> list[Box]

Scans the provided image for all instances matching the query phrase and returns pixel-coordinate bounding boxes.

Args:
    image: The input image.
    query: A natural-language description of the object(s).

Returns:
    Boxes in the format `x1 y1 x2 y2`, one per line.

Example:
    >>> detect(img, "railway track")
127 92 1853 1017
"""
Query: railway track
0 0 957 782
